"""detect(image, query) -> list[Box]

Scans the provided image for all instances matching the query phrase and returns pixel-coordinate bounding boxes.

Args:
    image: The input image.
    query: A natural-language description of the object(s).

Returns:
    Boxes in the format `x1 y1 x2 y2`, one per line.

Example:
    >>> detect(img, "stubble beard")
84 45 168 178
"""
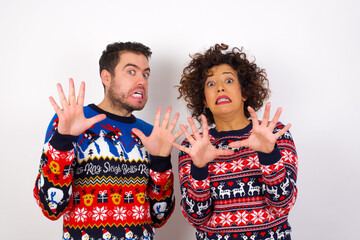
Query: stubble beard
107 85 147 115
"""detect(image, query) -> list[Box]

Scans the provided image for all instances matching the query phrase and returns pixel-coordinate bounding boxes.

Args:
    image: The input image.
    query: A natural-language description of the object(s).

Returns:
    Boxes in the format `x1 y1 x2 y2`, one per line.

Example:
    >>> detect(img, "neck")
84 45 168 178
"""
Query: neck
97 98 133 117
213 112 250 132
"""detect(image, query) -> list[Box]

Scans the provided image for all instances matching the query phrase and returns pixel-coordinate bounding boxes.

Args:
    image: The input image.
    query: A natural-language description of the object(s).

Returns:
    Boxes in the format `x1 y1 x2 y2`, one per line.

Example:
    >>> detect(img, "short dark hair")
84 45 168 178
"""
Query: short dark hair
99 41 152 76
178 43 270 125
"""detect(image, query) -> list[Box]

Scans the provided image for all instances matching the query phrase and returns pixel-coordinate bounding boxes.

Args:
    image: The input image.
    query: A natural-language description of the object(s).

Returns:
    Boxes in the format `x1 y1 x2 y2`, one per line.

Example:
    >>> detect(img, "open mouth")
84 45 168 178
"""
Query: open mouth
215 95 232 105
131 91 143 99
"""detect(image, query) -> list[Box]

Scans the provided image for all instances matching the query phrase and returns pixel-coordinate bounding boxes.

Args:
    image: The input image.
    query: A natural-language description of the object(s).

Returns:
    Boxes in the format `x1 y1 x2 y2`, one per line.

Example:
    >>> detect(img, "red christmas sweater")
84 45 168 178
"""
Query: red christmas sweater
34 104 174 240
178 121 297 240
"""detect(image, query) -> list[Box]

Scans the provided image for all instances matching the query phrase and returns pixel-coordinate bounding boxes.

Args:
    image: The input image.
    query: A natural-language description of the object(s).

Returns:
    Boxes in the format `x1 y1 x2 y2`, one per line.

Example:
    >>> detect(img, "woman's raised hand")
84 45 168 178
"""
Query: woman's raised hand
228 102 291 153
173 115 234 168
49 78 106 136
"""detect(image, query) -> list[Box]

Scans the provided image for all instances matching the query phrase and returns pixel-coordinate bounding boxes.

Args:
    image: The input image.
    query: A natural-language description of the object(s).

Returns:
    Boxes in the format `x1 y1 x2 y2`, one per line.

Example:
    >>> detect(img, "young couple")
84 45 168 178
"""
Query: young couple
34 41 297 240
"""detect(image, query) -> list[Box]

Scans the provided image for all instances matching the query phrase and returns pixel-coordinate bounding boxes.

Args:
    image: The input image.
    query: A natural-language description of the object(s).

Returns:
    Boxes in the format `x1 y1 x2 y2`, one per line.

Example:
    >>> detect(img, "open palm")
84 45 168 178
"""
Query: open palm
132 106 182 157
49 78 106 136
229 102 291 153
173 115 234 168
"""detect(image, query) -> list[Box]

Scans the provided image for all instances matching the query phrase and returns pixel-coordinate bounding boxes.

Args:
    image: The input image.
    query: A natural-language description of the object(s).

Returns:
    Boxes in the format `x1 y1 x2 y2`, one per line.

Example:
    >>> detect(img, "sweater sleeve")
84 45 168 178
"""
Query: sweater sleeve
258 122 298 217
33 115 77 220
178 140 213 228
147 155 175 228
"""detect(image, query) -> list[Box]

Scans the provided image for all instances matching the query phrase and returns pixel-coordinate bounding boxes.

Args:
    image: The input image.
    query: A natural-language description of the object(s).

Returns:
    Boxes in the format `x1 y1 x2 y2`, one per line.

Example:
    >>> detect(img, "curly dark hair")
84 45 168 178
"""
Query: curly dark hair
99 41 152 76
178 43 270 125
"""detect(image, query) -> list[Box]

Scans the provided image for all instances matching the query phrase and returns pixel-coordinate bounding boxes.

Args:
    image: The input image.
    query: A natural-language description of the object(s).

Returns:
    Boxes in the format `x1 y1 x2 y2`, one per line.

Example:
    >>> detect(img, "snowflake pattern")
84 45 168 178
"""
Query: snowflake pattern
200 178 210 189
261 164 272 175
219 212 233 226
184 163 191 174
273 160 284 171
281 150 295 163
275 208 286 217
93 206 108 221
150 170 161 182
229 159 245 172
74 207 88 222
132 205 145 220
47 144 61 160
209 214 218 227
59 150 74 163
177 125 297 236
47 144 74 162
251 210 265 224
190 177 200 189
266 209 275 222
213 162 228 174
63 210 71 222
234 211 249 225
179 167 185 179
113 206 127 221
247 155 260 169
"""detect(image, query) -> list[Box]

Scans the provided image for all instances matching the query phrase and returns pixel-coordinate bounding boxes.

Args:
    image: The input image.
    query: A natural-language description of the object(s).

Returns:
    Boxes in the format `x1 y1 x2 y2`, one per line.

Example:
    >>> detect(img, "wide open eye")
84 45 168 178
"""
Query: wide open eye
225 78 234 83
128 70 135 75
206 81 215 87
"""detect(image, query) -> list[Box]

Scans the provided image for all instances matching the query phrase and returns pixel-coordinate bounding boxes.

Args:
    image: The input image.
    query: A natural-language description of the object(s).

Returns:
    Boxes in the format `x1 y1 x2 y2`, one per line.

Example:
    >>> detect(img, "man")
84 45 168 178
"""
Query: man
34 42 179 240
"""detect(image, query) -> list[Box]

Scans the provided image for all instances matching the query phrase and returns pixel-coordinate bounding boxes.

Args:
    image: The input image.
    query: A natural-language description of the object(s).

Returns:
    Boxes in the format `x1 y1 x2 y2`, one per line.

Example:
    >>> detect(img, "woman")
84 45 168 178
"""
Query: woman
173 44 297 240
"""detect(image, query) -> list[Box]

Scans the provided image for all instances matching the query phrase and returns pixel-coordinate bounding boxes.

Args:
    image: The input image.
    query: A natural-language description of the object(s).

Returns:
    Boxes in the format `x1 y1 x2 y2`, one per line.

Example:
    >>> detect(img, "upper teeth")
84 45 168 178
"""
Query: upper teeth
133 92 142 97
217 98 229 103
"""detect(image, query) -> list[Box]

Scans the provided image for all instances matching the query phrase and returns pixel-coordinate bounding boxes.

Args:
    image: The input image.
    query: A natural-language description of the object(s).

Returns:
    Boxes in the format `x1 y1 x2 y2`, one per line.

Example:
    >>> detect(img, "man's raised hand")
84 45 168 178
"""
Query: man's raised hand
49 78 106 136
132 106 182 157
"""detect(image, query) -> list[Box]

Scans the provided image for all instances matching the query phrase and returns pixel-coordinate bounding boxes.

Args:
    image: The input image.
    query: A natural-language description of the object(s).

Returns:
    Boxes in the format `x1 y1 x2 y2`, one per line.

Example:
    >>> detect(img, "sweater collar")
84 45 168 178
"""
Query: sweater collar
89 104 136 124
209 121 252 138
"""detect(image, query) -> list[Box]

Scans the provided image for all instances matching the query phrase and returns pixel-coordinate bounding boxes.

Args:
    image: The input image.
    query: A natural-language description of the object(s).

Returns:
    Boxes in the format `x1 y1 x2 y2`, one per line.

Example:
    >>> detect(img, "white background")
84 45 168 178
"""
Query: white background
1 0 359 239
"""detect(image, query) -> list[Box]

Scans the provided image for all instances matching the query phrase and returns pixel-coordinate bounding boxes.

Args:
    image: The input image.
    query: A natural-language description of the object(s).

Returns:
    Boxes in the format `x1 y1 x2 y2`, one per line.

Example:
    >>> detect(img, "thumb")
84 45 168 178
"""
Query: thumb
218 149 235 156
132 128 147 142
90 114 106 125
228 139 248 148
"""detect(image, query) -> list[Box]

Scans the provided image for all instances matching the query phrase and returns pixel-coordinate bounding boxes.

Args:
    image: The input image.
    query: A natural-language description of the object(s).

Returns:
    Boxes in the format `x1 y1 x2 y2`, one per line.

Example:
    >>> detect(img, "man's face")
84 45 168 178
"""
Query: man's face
106 51 150 116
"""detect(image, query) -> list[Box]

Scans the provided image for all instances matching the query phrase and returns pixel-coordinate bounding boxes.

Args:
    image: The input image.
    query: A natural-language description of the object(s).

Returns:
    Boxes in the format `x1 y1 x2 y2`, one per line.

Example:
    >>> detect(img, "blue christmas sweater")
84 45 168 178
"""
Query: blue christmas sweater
178 122 297 240
34 104 175 240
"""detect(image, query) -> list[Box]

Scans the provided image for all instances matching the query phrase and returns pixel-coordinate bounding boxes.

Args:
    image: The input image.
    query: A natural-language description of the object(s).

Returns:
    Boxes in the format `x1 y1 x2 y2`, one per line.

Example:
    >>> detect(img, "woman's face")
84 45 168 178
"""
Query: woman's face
204 64 246 120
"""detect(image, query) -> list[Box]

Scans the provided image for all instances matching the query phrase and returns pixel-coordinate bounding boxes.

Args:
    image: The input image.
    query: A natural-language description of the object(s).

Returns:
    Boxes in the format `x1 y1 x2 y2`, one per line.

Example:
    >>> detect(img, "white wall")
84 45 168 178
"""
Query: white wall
1 0 359 239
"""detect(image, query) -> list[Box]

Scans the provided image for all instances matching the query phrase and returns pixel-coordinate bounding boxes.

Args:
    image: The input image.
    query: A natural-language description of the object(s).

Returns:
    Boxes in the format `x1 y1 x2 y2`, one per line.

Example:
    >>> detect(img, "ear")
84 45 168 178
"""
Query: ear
203 99 208 108
241 89 248 102
100 69 111 88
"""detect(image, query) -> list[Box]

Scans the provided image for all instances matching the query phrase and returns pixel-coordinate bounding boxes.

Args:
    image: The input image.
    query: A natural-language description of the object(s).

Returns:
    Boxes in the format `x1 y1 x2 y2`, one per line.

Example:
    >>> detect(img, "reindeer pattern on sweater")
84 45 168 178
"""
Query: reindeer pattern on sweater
179 122 297 240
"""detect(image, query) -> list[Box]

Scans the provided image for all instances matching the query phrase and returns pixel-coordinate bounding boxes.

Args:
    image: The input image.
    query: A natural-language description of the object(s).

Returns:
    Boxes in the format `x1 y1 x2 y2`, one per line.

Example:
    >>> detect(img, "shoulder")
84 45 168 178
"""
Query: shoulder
274 121 287 131
83 104 98 117
134 117 153 134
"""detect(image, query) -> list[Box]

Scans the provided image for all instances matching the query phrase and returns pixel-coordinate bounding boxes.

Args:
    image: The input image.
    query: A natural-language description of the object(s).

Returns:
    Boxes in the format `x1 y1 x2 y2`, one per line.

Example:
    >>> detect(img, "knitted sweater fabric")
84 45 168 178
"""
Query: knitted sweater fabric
34 104 174 240
178 122 297 240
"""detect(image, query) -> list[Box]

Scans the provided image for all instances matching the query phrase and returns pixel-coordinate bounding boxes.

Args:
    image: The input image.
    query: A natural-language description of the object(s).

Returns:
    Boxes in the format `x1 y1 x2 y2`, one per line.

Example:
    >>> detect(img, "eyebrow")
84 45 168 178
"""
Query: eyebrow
207 71 236 78
123 63 150 72
222 71 236 77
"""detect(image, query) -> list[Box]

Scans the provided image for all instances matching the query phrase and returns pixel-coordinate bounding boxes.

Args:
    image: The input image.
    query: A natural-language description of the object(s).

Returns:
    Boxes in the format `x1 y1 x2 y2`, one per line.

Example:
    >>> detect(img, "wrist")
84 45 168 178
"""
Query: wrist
258 143 276 154
49 130 78 151
192 159 208 168
190 161 209 181
149 155 172 172
157 149 171 157
257 144 281 165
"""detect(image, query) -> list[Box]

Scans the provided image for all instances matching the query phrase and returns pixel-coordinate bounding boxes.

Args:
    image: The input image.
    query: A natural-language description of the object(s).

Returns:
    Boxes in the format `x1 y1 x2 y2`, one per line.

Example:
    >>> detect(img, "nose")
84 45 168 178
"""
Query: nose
137 75 147 86
217 85 225 92
217 82 225 93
